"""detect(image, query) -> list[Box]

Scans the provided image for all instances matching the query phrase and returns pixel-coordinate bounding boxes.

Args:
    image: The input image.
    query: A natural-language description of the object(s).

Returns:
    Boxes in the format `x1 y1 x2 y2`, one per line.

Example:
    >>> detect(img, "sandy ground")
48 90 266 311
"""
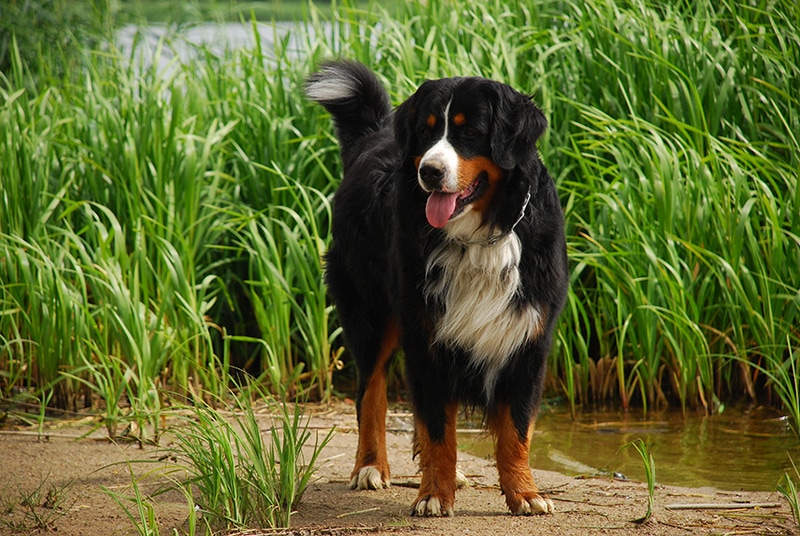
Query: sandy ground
0 403 796 536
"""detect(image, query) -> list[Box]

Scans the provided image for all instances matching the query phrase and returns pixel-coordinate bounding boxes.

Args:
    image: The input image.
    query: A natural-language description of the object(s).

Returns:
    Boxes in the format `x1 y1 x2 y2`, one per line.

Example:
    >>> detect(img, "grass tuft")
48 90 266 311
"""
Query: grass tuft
169 385 333 530
628 438 657 524
778 457 800 526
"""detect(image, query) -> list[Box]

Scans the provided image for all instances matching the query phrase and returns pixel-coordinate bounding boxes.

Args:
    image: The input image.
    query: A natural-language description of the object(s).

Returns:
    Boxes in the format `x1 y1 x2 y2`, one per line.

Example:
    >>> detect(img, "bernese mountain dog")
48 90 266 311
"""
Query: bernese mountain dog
306 61 568 517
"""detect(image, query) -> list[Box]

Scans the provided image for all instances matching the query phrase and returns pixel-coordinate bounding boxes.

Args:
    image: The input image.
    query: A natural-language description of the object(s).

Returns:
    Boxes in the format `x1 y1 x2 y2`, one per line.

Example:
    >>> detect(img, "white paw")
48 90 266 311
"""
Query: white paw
348 466 389 490
512 495 554 515
455 469 469 489
412 495 454 517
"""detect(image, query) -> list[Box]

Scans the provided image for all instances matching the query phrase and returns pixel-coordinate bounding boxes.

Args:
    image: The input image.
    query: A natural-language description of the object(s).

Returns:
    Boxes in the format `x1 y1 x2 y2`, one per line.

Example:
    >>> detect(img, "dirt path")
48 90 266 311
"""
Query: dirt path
0 404 796 535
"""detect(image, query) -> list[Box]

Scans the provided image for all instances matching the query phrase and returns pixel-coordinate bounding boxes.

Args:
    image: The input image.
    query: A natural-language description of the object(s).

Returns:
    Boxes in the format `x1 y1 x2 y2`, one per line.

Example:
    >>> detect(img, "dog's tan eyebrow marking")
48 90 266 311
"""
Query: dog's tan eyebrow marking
453 113 466 126
426 114 437 128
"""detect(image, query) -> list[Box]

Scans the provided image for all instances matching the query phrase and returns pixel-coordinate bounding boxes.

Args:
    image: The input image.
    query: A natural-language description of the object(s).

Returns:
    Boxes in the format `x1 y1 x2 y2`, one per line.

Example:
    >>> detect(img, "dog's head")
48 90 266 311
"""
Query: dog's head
394 77 547 232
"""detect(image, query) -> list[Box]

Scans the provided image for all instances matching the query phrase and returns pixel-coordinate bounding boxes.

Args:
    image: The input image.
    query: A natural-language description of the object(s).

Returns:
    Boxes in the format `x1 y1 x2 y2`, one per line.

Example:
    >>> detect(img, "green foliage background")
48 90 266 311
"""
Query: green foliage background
0 0 798 432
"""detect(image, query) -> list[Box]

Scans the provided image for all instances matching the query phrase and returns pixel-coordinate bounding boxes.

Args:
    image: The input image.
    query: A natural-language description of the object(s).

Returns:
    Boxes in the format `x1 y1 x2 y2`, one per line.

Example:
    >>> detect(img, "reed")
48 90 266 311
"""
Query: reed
778 456 800 525
629 439 657 524
528 0 798 418
103 465 161 536
169 386 333 530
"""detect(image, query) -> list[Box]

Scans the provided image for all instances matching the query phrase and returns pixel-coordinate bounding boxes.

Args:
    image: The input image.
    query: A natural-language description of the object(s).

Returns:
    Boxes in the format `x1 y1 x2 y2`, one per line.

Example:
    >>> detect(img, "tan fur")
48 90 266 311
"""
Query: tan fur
488 404 554 515
411 403 459 516
350 320 399 489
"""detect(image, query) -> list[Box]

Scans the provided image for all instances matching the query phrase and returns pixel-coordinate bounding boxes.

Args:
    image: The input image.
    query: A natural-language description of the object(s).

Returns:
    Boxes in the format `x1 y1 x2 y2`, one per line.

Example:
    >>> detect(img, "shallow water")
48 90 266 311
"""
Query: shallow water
459 404 799 491
115 22 310 72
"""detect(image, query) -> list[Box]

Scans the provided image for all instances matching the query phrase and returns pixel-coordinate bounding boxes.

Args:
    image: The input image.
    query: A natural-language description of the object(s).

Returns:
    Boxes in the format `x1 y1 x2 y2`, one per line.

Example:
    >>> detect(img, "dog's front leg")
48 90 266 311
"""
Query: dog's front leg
410 402 458 517
489 404 554 515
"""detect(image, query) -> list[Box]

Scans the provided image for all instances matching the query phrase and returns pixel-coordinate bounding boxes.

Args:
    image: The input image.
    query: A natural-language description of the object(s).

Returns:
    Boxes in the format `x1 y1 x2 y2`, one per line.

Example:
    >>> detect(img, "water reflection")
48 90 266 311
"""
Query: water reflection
459 404 798 491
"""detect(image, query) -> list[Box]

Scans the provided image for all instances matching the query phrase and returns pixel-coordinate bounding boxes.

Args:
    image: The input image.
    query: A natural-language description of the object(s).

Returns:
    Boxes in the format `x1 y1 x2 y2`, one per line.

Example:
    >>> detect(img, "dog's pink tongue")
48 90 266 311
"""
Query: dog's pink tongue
426 192 459 228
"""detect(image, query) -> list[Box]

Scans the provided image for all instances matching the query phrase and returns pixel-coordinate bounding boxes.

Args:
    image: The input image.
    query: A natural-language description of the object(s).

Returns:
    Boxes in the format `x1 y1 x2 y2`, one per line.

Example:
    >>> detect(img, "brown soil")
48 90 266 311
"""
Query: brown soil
0 402 796 536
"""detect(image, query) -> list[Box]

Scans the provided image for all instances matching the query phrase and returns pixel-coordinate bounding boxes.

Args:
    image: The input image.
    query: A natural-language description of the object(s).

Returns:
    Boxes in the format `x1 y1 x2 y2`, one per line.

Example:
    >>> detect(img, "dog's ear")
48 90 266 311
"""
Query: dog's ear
490 85 548 171
487 85 549 232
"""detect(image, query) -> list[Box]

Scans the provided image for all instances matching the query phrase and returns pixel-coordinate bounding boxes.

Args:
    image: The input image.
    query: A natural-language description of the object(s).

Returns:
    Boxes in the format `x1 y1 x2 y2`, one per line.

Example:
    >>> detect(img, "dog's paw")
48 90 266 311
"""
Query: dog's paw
411 494 455 517
455 469 469 489
349 465 390 490
507 492 554 515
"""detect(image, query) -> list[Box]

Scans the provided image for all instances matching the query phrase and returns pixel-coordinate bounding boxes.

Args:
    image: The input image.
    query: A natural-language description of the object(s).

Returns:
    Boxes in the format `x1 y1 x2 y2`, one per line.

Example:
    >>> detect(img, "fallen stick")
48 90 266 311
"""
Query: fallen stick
335 507 380 519
391 479 420 489
665 502 781 510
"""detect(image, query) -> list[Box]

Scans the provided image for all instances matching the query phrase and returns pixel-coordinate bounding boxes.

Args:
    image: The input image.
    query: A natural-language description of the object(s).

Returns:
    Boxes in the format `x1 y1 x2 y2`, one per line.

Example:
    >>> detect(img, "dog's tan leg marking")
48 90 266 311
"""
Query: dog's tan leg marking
488 404 554 515
350 320 399 490
410 403 458 516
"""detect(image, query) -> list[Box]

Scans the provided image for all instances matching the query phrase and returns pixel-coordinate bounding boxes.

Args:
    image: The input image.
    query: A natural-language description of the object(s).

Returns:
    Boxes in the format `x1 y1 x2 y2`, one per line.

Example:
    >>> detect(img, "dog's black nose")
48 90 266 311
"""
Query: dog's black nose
419 162 445 189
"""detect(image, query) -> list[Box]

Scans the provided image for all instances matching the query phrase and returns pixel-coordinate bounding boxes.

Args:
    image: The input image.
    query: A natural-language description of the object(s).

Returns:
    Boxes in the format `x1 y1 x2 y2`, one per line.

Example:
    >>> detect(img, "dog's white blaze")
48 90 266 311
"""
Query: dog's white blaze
418 100 460 193
305 66 360 102
424 230 543 398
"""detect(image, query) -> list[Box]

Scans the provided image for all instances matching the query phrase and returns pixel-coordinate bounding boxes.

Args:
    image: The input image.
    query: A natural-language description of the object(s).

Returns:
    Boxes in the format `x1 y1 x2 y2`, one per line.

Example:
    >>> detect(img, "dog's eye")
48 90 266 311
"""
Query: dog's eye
420 127 432 138
463 128 477 138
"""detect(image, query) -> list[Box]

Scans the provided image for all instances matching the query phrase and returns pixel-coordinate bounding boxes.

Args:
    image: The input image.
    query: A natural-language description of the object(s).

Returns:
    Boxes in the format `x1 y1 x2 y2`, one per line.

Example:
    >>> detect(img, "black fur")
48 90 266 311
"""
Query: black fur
307 60 568 443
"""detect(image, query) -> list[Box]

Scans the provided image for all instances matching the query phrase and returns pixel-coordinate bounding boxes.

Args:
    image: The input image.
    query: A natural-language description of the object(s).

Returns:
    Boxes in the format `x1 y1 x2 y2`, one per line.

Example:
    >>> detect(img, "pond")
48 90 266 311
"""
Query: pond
115 22 313 70
460 404 799 492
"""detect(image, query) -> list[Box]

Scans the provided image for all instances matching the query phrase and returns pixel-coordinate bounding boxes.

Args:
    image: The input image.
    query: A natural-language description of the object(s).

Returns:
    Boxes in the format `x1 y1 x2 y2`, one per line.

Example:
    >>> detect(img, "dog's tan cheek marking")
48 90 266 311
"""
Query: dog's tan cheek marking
456 156 504 189
456 156 505 212
351 319 400 486
488 404 552 515
411 403 458 516
414 156 422 170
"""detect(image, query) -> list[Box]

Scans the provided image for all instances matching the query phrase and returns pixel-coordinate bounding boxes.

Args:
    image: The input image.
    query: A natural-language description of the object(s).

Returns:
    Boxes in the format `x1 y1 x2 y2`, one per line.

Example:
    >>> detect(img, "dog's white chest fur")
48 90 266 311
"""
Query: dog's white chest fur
423 225 543 397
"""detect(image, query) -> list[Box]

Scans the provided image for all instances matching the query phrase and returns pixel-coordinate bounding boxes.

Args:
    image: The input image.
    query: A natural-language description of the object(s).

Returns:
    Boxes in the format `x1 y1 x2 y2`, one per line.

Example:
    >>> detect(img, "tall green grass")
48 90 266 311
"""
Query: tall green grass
1 0 798 433
542 0 800 417
0 9 341 427
169 387 333 530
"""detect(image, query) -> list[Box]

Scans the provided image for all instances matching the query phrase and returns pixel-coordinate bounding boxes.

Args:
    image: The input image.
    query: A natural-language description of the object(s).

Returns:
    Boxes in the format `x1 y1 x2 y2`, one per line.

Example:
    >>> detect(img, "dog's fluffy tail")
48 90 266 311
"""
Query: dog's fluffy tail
306 61 392 169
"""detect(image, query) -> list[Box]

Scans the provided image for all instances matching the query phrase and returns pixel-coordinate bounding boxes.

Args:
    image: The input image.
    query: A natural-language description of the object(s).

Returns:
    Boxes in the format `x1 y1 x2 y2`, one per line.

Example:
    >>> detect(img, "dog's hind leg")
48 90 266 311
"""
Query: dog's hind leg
349 318 399 490
488 404 554 515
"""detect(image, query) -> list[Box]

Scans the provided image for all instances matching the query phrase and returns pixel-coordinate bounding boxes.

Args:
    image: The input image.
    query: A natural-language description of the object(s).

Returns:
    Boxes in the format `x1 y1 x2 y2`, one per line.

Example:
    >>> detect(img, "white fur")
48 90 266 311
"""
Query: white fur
418 100 460 193
414 495 453 517
424 227 543 399
444 207 486 239
349 466 389 490
419 138 460 192
513 495 554 515
455 468 469 489
305 67 360 103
